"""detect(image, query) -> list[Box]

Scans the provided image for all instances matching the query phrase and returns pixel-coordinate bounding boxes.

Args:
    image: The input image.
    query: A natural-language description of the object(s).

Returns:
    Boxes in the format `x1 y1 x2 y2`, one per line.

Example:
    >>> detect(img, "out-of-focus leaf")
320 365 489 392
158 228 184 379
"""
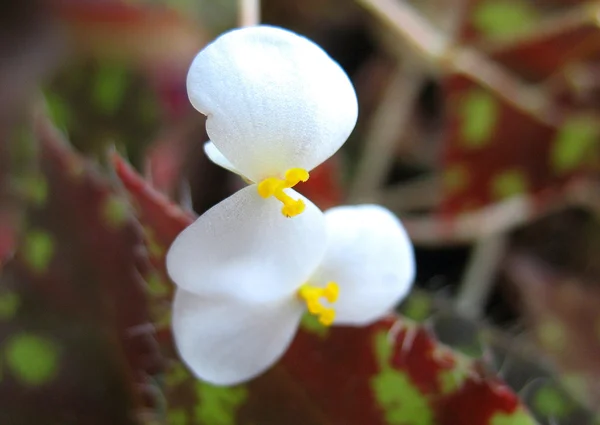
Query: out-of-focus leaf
0 1 62 264
459 0 587 43
440 76 598 215
0 118 163 424
51 0 206 68
114 155 537 424
471 0 539 40
46 59 161 164
487 20 600 83
0 127 38 267
474 3 600 84
45 0 210 167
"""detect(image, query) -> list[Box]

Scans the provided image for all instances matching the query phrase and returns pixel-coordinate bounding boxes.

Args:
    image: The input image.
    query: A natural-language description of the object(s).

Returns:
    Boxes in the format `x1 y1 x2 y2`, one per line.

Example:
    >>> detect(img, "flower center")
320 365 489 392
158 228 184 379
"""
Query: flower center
257 168 309 217
297 282 339 326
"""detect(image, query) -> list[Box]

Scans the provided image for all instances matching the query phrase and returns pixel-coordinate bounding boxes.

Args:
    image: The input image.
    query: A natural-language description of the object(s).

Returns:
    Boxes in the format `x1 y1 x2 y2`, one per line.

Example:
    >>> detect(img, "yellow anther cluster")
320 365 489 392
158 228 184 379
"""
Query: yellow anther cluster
298 282 339 326
257 168 309 217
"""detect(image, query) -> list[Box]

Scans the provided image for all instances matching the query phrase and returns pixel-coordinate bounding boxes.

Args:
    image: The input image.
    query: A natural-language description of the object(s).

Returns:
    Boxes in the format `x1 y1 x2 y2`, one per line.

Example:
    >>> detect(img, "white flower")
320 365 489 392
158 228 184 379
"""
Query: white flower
187 25 358 217
167 200 415 386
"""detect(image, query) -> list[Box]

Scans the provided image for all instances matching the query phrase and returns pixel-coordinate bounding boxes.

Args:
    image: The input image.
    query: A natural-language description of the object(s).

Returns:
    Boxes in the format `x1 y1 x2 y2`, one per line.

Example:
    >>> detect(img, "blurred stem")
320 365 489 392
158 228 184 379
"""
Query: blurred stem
402 178 600 245
349 67 424 202
356 0 555 125
405 195 532 245
421 0 467 41
379 175 441 212
238 0 260 27
456 234 507 319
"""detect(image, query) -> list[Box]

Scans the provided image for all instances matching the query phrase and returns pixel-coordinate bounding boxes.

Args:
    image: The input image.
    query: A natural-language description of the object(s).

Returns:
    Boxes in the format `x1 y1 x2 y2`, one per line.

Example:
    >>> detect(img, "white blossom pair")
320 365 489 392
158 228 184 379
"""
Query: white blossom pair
166 25 415 386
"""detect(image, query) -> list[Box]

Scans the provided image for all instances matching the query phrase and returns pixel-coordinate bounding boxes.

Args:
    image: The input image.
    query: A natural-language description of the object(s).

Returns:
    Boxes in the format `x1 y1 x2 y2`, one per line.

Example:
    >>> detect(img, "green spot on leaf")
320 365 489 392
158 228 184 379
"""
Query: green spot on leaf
147 272 170 297
195 382 247 425
443 165 468 194
490 408 537 425
438 367 468 395
459 90 499 148
492 169 528 200
300 312 329 338
144 227 165 258
400 292 432 322
372 330 434 425
5 333 60 386
372 370 434 425
533 384 573 418
23 231 55 273
473 0 538 39
92 65 129 115
102 196 129 228
154 307 173 330
0 292 20 320
551 115 600 174
13 174 48 206
374 330 394 369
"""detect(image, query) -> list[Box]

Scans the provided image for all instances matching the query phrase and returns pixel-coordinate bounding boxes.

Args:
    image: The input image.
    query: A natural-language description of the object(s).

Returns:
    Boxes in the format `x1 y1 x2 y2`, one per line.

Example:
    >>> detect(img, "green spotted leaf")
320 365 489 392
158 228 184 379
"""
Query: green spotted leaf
533 384 574 418
438 366 469 395
13 174 48 206
22 230 54 273
459 90 499 148
4 333 60 386
473 0 538 39
91 64 129 115
194 382 247 425
443 165 469 194
491 169 528 200
490 408 537 425
400 291 432 322
551 115 600 174
372 330 434 425
372 370 434 425
101 195 130 229
374 330 394 369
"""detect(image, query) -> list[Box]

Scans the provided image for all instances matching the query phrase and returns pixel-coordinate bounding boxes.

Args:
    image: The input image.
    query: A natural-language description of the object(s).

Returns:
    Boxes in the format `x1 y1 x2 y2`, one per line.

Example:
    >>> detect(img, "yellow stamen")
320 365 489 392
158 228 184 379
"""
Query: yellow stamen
257 168 309 217
298 282 339 326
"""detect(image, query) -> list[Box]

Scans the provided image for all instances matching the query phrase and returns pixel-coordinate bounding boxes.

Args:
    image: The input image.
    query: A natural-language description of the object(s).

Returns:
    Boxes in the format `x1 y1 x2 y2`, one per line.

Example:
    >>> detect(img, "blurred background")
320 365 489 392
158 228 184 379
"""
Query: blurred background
2 0 600 424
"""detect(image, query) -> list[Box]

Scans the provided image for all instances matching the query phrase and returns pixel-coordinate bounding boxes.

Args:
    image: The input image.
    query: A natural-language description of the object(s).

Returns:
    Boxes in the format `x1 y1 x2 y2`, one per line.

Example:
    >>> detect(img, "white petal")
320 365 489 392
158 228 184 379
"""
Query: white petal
172 288 303 386
187 25 358 182
204 141 244 177
310 205 415 325
166 184 327 302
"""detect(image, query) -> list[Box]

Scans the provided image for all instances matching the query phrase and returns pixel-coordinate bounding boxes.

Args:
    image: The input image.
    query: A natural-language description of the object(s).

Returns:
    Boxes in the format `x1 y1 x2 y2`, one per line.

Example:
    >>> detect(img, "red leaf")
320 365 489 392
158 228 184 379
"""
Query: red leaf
440 75 595 215
0 118 162 423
